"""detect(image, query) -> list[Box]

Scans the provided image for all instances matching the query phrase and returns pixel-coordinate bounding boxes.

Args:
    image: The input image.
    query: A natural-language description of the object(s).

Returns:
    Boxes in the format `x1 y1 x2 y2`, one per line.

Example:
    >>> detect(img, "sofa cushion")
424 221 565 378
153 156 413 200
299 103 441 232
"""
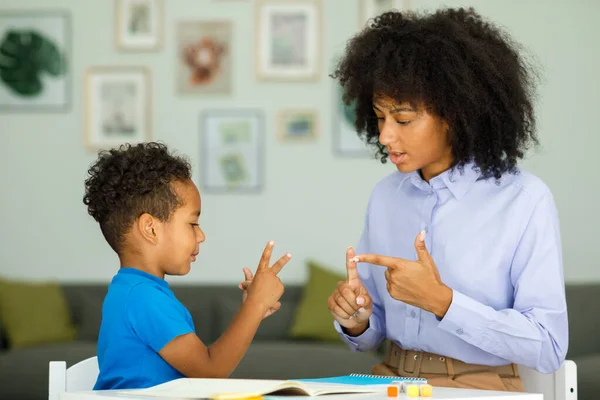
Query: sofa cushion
230 341 382 380
289 261 345 342
0 278 77 349
63 286 107 341
170 285 223 343
215 297 298 341
0 341 97 400
565 284 600 358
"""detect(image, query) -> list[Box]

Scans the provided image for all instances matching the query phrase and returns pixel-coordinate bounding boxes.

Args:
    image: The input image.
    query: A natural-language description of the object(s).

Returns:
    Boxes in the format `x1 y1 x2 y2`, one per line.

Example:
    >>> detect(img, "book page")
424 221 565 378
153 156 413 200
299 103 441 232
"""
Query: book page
127 378 291 399
287 381 388 396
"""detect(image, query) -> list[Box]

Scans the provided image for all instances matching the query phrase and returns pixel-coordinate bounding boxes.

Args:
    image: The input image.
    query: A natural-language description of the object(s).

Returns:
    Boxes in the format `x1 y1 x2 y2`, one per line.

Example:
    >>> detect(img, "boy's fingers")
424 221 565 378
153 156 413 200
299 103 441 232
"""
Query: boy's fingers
239 281 250 290
270 253 291 275
258 240 275 270
243 268 253 281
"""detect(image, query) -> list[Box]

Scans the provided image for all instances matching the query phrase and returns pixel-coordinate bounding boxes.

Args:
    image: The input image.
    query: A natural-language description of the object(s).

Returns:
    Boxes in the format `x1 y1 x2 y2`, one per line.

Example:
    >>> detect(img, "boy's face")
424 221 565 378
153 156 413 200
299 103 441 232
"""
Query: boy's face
157 179 205 276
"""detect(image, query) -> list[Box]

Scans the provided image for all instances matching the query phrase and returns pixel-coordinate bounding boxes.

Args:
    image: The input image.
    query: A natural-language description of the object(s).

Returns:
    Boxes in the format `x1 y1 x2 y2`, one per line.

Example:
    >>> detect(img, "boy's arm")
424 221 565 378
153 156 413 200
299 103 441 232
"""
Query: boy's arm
158 299 267 378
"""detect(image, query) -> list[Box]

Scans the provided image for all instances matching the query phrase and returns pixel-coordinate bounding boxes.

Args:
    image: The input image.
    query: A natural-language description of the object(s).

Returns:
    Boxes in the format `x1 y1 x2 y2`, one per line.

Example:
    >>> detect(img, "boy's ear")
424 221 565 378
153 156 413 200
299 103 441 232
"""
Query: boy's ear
138 213 159 245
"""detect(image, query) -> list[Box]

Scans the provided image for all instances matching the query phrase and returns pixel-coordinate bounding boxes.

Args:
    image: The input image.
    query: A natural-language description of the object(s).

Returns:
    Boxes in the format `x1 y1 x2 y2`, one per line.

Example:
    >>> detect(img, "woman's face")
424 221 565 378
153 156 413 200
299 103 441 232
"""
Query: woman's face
373 95 453 181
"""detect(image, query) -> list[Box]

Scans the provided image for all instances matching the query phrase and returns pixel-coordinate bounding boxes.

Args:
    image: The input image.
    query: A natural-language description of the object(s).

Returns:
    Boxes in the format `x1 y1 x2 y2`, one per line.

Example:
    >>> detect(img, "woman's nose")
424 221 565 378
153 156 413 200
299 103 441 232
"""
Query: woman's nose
378 119 395 146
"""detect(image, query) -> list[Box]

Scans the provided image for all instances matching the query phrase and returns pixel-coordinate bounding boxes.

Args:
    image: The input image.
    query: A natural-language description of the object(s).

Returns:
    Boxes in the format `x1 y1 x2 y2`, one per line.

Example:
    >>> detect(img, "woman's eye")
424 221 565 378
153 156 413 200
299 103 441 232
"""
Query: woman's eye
396 120 411 126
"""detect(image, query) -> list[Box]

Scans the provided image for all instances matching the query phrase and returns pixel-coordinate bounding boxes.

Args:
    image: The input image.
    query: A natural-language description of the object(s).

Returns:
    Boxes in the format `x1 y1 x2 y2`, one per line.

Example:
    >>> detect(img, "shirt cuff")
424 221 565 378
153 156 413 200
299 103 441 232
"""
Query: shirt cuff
334 314 382 352
437 289 493 343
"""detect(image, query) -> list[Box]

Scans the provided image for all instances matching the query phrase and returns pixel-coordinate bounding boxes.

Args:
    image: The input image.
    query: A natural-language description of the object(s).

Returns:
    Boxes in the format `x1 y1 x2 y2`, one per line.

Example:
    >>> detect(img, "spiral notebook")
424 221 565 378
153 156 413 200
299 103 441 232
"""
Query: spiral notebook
298 373 428 385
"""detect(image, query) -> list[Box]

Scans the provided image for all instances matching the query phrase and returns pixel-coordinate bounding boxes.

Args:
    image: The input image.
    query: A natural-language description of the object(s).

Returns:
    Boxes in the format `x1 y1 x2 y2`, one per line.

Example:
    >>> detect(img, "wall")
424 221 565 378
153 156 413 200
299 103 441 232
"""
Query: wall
1 0 599 284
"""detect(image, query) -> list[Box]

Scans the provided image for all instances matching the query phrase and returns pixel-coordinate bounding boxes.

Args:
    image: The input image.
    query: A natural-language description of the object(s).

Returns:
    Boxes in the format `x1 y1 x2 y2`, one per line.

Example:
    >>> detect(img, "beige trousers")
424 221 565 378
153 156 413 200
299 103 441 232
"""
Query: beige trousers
375 342 525 392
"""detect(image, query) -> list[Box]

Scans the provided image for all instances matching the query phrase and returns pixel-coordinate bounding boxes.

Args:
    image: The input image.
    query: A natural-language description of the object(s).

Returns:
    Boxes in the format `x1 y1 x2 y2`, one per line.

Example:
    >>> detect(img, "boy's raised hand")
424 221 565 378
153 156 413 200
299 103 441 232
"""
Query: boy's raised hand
240 268 281 318
241 241 290 317
327 246 373 333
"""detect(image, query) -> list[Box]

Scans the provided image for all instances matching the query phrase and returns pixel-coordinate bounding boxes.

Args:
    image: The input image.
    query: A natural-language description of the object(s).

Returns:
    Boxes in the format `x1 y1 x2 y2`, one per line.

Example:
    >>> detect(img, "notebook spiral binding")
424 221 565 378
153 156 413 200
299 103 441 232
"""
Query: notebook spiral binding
349 373 427 382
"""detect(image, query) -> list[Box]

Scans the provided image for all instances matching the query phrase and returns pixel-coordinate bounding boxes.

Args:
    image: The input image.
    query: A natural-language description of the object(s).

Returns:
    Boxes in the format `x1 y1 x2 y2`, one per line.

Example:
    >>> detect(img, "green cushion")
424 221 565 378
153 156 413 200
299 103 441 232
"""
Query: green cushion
290 260 346 342
0 278 76 349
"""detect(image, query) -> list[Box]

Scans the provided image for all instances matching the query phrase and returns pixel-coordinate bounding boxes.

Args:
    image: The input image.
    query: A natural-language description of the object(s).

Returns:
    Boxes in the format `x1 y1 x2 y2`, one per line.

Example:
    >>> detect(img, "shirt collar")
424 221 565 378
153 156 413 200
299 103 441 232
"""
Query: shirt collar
407 162 481 200
118 267 169 288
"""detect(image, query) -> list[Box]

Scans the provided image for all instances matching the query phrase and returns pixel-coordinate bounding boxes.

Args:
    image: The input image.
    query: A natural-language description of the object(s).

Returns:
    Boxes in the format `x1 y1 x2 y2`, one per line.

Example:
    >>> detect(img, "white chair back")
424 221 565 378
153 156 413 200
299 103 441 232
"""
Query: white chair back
48 356 99 400
520 360 577 400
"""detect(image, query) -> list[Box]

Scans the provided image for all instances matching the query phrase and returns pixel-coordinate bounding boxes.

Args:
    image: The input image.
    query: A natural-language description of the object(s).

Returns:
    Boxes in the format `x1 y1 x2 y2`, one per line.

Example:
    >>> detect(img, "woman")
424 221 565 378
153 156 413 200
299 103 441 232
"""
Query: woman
327 7 568 392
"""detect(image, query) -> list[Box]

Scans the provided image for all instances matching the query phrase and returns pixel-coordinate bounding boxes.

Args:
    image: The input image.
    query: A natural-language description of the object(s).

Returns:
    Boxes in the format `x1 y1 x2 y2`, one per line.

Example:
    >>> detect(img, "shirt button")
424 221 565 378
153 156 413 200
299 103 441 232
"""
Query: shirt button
456 328 464 335
411 311 416 318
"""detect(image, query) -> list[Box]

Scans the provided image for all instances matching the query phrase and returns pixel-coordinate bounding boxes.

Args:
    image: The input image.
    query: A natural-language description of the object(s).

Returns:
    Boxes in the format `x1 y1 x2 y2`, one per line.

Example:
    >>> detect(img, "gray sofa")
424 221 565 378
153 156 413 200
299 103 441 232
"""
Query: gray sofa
0 284 382 400
0 283 598 400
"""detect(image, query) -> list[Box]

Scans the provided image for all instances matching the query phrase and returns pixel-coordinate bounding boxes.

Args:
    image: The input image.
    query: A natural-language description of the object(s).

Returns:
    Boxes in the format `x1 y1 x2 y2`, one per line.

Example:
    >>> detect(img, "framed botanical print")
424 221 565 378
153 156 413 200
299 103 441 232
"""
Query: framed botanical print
255 0 321 81
0 10 70 112
201 110 263 193
84 67 151 152
115 0 162 51
277 109 317 142
176 20 232 95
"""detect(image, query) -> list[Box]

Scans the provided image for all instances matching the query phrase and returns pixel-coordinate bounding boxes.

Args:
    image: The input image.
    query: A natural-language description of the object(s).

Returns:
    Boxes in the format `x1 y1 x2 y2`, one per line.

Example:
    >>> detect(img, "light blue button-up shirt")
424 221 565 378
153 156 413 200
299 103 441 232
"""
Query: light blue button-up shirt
335 163 568 373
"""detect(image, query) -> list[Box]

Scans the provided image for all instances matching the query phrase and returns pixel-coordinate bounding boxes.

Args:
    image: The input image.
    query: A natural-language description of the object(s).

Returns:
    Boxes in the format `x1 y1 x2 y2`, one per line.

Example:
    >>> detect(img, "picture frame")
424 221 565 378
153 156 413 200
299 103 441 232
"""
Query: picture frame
333 82 370 158
84 67 152 152
176 20 232 95
359 0 410 28
0 10 71 112
200 110 264 193
255 0 321 82
115 0 163 51
277 109 318 142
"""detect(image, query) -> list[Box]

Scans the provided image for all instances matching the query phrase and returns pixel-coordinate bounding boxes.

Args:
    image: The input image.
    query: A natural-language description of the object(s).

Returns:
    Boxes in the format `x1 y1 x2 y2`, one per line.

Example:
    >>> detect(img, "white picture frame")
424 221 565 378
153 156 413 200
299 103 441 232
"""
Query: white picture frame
359 0 410 29
115 0 162 51
201 110 264 193
84 67 152 152
255 0 321 82
0 10 70 112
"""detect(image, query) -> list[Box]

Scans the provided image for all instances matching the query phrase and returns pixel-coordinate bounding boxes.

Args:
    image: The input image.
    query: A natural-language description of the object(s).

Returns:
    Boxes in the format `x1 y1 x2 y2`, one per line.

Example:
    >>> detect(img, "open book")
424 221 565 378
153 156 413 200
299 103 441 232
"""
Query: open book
124 375 417 399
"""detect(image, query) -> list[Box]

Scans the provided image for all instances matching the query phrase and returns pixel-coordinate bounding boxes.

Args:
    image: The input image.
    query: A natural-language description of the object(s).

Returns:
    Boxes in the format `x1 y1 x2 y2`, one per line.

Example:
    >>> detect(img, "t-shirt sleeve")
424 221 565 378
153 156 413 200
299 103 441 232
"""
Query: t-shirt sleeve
126 284 195 352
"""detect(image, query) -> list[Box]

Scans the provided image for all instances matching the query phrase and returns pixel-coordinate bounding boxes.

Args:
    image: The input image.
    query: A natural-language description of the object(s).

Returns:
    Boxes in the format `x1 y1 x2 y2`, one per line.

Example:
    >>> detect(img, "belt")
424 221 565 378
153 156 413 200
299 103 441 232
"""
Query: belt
384 342 519 378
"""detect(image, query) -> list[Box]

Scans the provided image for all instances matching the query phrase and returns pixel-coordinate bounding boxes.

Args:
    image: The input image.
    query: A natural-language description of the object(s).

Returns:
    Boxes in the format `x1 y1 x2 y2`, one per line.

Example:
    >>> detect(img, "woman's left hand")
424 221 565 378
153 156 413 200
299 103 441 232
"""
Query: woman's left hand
239 268 281 319
353 231 453 318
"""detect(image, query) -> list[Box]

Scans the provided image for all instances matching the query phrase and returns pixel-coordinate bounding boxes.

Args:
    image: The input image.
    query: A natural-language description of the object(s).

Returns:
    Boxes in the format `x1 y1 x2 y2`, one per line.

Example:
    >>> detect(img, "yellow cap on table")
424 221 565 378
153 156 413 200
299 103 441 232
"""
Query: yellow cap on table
420 383 433 397
406 384 420 397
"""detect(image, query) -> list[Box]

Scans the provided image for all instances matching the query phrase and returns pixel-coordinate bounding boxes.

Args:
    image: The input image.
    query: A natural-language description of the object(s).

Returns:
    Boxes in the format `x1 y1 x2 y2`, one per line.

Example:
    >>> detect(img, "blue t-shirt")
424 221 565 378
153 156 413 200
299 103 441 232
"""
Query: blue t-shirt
94 267 195 390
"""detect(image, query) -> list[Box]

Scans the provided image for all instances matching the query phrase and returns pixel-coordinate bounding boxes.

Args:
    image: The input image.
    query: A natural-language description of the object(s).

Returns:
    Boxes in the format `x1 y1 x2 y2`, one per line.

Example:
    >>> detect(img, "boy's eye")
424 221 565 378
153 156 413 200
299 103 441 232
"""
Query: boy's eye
396 120 411 126
190 223 199 227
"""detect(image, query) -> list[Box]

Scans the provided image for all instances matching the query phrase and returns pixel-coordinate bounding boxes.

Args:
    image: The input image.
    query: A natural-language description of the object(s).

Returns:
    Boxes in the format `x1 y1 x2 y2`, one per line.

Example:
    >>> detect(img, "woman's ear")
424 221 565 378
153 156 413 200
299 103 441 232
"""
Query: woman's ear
138 213 158 245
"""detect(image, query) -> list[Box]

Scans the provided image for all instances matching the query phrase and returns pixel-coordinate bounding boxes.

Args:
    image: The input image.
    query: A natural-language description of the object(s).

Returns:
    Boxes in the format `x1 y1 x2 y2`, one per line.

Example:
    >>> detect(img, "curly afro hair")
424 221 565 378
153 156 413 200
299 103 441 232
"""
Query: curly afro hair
332 7 539 179
83 142 192 253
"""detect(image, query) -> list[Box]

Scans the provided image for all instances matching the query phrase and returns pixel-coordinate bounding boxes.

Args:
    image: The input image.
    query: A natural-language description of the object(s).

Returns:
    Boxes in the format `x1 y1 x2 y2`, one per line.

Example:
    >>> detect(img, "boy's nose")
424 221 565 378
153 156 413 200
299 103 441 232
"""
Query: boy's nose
197 228 206 243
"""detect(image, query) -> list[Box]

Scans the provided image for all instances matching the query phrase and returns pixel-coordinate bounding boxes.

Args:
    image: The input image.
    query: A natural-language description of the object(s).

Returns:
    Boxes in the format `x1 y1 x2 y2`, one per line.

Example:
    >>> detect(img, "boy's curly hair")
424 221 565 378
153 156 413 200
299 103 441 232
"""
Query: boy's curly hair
83 142 192 253
332 7 539 179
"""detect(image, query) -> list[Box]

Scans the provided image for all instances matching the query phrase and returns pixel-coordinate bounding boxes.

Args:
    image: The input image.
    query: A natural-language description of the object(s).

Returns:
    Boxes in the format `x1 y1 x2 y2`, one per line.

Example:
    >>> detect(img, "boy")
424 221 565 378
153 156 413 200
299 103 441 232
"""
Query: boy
83 142 290 389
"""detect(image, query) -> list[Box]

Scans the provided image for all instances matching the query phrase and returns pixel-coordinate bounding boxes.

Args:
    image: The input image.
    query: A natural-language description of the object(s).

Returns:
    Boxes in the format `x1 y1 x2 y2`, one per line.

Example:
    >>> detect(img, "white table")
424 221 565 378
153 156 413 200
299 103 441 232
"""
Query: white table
60 388 543 400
